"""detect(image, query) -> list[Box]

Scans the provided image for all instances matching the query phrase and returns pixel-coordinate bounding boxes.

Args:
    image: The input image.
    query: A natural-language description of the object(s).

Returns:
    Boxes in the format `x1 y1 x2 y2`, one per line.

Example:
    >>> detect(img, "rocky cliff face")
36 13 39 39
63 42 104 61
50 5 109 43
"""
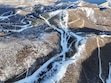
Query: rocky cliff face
0 1 111 83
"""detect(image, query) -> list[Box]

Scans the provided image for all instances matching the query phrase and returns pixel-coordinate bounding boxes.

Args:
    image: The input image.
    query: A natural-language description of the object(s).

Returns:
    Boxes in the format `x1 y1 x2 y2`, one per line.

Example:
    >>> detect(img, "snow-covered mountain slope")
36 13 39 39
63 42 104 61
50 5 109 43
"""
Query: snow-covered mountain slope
0 1 111 83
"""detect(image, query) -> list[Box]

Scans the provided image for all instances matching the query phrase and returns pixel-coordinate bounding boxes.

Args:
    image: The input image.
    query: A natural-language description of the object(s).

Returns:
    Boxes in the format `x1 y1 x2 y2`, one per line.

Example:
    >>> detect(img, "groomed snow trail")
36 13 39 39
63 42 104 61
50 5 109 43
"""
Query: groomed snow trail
14 9 111 83
106 62 111 83
1 2 111 83
96 37 105 83
0 11 33 32
15 10 87 83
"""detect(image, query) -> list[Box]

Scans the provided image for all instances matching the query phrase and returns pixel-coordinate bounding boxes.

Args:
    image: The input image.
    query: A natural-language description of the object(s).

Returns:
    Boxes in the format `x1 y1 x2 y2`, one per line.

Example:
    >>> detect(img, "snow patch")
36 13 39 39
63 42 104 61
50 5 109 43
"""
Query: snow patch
81 7 96 23
107 0 111 7
100 35 111 38
96 37 105 83
106 62 111 83
0 11 16 20
15 10 87 83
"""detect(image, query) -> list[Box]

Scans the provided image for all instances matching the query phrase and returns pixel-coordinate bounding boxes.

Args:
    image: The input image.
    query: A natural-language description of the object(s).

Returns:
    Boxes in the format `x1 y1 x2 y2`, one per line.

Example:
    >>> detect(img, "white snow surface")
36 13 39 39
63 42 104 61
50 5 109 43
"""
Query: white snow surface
15 9 87 83
0 10 33 32
106 63 111 83
1 1 108 83
81 7 96 23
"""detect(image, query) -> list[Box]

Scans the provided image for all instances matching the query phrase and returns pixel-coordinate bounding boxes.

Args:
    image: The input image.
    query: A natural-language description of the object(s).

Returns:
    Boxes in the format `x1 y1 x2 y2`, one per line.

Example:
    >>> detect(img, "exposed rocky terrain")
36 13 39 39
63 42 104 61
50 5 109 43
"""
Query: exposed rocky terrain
0 0 111 83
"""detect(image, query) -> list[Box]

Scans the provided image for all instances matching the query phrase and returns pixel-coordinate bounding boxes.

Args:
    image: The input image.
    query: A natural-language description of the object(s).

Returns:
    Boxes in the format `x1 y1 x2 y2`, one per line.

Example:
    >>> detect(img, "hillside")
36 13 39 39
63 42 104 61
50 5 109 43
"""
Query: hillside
0 0 111 83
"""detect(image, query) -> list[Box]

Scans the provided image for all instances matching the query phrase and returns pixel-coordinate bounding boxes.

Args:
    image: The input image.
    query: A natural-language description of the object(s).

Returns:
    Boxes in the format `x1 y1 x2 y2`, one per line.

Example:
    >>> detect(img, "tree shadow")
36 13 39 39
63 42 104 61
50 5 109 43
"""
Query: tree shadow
0 2 111 83
0 4 60 83
70 27 111 35
4 48 60 83
0 3 58 43
78 42 111 83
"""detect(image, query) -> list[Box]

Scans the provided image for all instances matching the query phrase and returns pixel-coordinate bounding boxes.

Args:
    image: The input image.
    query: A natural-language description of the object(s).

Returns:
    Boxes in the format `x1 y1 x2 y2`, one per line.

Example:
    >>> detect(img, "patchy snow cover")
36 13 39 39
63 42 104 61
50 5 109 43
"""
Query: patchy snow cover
15 8 88 83
81 7 96 23
107 0 111 7
14 4 111 82
15 39 86 83
0 11 16 20
0 10 33 32
0 1 110 83
77 0 85 6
